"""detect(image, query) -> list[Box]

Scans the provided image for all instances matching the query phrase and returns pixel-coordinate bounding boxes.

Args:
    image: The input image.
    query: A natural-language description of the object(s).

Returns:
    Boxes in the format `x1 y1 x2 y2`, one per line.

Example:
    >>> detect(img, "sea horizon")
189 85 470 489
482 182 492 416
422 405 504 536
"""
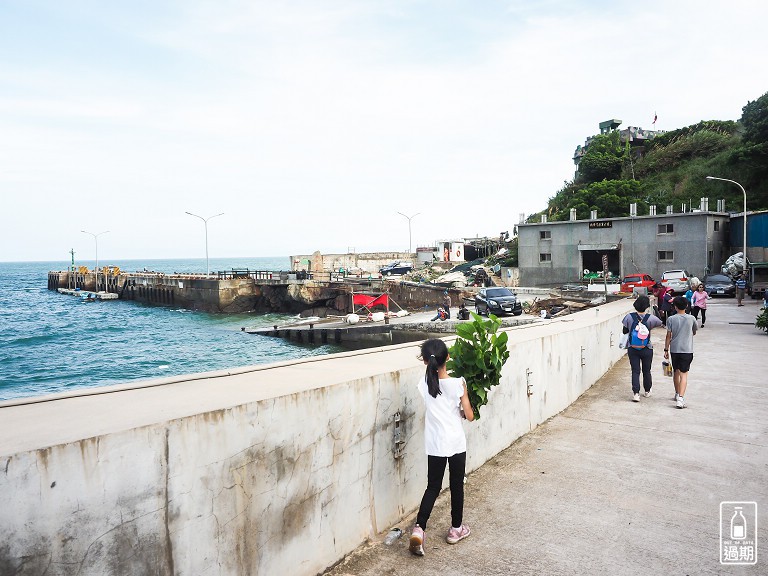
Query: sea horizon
1 255 293 268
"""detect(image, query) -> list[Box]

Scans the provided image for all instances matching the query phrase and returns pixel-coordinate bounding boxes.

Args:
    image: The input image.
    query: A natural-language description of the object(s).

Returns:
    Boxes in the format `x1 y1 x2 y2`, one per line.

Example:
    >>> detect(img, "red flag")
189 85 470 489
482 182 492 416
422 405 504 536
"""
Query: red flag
652 112 657 125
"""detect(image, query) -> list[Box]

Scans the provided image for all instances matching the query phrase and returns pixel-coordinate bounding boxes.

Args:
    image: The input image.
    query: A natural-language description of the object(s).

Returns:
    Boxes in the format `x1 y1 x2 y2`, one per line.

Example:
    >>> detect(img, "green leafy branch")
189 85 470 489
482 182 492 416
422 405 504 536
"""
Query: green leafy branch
447 312 510 419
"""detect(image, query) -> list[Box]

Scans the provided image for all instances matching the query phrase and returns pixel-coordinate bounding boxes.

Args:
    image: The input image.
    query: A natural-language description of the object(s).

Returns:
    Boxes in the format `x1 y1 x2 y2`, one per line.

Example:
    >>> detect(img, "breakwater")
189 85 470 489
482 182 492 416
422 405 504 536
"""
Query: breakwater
47 268 325 313
47 269 473 315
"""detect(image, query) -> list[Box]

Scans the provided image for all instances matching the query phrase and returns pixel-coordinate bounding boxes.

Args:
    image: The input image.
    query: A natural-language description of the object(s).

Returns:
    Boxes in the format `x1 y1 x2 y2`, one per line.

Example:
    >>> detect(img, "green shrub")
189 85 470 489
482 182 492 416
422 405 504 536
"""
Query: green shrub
756 308 768 333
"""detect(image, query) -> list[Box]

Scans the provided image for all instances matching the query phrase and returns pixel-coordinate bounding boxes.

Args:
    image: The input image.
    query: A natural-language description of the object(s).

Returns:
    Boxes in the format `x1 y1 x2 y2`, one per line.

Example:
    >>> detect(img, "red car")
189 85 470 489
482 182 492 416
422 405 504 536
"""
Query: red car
620 274 655 293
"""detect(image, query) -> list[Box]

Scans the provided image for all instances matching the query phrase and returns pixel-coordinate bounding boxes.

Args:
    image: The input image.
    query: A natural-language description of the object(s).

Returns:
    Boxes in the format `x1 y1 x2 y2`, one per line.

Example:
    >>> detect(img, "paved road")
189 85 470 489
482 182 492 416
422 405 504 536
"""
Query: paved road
324 297 768 575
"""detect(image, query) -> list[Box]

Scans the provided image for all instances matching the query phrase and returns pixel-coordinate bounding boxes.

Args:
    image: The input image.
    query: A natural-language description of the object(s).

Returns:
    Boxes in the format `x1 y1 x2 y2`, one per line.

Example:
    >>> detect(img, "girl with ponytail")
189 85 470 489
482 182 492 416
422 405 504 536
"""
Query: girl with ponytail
409 338 475 557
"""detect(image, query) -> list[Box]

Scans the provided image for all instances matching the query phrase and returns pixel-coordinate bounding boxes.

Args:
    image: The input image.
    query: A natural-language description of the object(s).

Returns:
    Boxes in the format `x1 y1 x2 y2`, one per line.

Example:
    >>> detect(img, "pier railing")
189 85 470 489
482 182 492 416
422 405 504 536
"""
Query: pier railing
216 269 306 281
213 269 380 283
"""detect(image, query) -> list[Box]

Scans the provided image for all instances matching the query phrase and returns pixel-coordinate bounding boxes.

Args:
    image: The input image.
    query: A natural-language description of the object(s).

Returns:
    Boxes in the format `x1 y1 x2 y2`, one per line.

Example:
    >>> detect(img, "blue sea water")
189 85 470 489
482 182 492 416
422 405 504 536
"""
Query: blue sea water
0 257 343 402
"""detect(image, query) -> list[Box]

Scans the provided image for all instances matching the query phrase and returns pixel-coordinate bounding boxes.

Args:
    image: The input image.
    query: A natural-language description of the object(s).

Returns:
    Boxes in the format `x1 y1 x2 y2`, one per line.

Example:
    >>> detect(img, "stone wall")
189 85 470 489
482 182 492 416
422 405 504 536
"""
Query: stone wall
0 301 631 575
289 251 415 273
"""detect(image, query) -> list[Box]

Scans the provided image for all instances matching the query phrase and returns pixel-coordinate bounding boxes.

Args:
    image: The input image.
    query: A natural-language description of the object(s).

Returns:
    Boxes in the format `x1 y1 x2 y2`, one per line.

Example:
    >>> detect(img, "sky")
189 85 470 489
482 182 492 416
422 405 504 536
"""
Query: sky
1 0 767 263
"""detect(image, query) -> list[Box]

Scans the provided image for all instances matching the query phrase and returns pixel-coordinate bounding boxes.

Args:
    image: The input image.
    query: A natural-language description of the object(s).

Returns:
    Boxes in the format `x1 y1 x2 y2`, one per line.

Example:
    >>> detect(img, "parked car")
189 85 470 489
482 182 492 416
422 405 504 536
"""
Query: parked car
702 274 736 297
475 287 523 316
661 269 692 294
620 274 655 293
379 261 413 276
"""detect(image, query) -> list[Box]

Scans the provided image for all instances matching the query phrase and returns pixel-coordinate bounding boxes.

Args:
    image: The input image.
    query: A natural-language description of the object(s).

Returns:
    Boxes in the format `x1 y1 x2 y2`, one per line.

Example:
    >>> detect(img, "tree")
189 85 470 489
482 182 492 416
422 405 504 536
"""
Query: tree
577 131 626 183
542 179 646 221
527 91 768 222
727 91 768 208
741 92 768 145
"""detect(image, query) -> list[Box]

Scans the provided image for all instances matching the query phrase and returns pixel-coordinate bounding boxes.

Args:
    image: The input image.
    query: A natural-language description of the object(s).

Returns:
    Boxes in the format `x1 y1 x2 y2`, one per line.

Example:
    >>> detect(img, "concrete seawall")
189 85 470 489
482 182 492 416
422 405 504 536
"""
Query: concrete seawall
0 300 630 575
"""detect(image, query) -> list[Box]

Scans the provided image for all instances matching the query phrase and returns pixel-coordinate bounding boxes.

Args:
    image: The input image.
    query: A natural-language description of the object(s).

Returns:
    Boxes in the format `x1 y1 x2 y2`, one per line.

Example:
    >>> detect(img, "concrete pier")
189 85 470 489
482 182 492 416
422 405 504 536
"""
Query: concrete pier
47 269 478 315
47 269 352 313
246 308 536 348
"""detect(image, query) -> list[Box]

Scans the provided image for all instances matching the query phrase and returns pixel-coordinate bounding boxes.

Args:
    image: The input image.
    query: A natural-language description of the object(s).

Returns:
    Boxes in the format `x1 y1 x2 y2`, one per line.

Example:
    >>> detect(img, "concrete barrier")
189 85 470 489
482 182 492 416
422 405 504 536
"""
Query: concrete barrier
0 300 631 575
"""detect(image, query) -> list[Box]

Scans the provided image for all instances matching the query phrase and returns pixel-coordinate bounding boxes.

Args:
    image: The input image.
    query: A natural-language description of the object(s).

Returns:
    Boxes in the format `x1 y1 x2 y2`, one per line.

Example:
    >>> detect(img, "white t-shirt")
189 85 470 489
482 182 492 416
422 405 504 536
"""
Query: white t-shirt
417 376 467 457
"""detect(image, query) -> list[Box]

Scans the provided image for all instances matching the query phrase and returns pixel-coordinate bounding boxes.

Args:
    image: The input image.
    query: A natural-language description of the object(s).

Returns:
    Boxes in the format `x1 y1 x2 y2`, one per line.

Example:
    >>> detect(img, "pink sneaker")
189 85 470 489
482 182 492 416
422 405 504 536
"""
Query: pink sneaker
446 524 471 544
409 525 425 556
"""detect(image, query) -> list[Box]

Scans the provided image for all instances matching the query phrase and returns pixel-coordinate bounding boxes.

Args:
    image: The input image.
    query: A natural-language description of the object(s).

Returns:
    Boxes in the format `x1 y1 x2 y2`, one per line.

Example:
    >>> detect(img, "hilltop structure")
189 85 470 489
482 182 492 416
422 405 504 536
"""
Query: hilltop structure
572 118 663 177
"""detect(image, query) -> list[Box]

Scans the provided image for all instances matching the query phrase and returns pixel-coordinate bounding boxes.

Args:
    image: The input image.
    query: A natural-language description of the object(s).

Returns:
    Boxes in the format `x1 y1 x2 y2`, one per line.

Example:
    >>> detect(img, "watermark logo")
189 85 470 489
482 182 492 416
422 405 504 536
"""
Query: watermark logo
720 501 757 565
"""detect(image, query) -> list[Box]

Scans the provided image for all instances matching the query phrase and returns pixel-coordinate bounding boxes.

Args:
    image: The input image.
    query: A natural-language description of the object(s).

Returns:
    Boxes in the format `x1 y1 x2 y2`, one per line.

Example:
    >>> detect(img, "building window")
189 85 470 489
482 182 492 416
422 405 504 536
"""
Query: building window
657 223 674 234
658 250 674 262
539 230 551 240
714 220 720 231
540 253 552 263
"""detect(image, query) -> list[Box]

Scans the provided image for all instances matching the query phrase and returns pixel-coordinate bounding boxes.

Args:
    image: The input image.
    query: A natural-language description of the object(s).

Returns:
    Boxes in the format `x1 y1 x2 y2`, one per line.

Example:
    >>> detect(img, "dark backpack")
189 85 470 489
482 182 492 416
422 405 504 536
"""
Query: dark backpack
629 313 651 348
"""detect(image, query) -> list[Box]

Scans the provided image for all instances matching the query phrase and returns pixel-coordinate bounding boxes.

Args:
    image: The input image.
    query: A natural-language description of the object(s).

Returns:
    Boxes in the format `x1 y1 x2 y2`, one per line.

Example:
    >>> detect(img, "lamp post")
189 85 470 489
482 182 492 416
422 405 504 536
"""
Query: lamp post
185 211 224 276
81 230 109 292
706 176 747 274
396 211 420 253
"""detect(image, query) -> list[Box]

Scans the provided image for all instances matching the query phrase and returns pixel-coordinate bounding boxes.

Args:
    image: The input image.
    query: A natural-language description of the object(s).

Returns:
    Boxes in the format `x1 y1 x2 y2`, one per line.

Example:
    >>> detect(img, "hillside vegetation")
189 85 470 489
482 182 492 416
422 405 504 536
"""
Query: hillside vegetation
531 91 768 222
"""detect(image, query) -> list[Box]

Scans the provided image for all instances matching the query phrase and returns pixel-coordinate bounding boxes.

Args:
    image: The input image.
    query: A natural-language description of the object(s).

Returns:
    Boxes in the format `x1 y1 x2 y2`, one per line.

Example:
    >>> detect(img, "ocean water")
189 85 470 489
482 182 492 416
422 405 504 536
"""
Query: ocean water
0 257 343 402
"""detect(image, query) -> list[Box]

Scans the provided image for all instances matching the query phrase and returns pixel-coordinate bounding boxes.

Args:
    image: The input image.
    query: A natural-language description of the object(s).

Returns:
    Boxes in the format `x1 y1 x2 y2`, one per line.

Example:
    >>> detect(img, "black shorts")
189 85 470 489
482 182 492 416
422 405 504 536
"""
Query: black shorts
670 352 694 373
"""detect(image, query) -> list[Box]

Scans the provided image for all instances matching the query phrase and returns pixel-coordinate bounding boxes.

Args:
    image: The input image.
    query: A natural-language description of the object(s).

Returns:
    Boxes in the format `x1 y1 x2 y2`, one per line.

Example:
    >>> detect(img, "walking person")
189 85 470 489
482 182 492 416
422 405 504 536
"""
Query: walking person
735 273 748 306
664 296 697 409
651 283 672 325
684 285 694 314
621 295 664 402
410 339 475 556
691 283 710 327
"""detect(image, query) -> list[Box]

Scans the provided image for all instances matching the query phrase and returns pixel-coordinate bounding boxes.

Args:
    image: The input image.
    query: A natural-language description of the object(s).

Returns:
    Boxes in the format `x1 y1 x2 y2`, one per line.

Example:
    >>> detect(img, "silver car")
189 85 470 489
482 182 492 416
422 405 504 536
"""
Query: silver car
661 269 692 294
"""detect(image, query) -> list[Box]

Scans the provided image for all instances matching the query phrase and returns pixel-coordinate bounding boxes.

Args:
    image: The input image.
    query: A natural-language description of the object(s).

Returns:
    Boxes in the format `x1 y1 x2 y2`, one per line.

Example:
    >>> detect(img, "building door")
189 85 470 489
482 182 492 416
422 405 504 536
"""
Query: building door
579 249 621 280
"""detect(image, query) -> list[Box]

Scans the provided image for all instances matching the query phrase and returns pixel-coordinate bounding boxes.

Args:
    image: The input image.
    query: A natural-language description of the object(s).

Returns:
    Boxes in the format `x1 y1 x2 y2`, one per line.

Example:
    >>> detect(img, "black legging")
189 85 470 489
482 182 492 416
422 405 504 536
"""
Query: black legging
627 346 654 394
692 306 707 325
416 452 466 530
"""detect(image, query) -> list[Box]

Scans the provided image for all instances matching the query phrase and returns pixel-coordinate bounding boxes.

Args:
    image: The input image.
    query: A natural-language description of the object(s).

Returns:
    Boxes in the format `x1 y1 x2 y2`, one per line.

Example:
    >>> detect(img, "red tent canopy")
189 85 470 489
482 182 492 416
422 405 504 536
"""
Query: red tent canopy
352 294 389 308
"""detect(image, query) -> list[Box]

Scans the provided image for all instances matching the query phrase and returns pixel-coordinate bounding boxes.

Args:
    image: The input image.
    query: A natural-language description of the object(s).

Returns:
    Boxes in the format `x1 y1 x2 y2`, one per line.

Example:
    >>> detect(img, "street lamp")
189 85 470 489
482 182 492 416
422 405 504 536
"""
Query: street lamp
706 176 747 275
81 230 109 292
185 211 224 276
396 211 420 253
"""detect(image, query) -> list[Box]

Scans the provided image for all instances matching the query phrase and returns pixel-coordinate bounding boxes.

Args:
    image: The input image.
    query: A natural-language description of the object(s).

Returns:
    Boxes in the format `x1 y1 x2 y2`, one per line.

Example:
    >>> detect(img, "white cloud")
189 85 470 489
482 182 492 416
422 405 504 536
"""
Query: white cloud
1 0 766 262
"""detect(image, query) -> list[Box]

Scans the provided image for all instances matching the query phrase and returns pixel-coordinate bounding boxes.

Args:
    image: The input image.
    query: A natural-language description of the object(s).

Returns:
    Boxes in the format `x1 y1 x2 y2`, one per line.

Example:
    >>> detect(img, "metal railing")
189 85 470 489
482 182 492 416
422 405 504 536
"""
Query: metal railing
215 269 312 281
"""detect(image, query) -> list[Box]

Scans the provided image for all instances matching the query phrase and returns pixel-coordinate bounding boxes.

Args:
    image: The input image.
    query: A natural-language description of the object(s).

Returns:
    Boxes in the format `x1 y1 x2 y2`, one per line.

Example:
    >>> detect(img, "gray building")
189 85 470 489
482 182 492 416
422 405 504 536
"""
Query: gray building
518 208 730 287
